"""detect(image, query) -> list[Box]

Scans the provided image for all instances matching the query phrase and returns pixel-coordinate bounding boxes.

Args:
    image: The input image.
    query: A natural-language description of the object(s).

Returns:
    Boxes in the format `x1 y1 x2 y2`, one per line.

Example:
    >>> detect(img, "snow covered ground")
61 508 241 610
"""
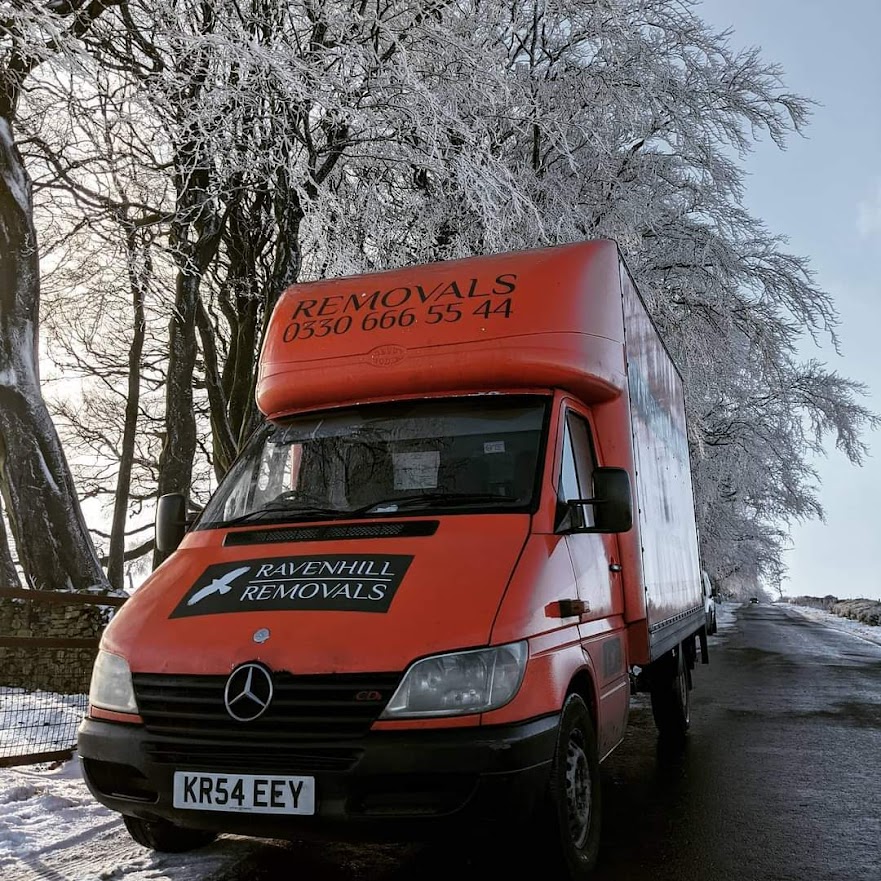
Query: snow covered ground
0 689 86 760
0 599 876 880
0 760 257 880
713 600 739 632
774 601 881 646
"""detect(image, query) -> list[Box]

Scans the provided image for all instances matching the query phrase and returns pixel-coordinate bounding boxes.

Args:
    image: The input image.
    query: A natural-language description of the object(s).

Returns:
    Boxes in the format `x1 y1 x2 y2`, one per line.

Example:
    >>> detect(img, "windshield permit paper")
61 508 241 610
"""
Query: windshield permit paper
393 451 440 490
169 555 413 618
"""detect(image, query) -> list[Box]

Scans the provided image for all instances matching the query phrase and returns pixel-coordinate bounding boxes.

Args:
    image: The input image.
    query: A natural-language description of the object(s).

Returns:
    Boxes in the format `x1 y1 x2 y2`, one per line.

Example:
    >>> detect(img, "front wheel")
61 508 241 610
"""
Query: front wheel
536 694 602 880
123 815 216 852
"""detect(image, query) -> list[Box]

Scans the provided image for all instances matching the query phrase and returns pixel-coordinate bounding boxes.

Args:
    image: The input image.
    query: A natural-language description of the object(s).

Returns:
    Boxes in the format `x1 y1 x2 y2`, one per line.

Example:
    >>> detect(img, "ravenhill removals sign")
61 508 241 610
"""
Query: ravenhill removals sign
169 555 413 618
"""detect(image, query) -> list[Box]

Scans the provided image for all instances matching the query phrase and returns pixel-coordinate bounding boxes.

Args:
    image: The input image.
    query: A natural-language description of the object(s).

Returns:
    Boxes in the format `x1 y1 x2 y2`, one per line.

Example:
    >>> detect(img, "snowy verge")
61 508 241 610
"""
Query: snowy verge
0 688 85 759
712 601 739 632
0 758 252 880
775 602 881 647
784 595 881 626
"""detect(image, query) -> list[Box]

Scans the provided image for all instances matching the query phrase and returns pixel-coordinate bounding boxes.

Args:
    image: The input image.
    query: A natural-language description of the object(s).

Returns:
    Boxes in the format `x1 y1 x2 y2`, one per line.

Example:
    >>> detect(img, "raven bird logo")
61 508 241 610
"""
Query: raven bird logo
187 566 251 606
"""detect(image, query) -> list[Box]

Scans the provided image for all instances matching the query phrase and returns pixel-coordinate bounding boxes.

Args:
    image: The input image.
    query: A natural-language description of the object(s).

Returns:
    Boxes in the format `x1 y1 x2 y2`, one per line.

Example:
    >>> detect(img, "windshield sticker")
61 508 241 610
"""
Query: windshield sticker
392 451 440 490
169 555 413 618
483 441 506 454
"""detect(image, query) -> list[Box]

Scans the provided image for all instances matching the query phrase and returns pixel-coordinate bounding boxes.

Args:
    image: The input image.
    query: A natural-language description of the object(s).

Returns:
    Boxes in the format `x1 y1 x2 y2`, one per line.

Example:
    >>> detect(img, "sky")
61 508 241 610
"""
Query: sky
697 0 881 600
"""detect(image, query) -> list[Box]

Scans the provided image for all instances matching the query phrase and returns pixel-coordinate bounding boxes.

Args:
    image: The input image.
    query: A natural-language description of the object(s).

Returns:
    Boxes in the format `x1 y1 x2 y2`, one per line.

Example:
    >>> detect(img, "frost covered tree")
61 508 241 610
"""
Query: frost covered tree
28 131 162 587
63 0 529 568
0 0 121 591
246 0 874 584
11 0 877 589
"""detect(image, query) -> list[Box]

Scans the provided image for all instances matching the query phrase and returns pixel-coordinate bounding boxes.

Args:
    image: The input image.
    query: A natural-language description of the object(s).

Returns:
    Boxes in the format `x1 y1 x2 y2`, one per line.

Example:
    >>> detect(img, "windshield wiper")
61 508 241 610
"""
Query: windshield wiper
352 492 509 515
221 503 350 528
221 492 513 526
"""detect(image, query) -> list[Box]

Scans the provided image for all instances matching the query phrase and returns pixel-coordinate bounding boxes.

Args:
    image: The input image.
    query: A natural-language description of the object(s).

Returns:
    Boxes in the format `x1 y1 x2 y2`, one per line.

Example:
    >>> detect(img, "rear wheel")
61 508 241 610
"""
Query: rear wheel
536 694 602 880
123 815 216 852
649 645 690 741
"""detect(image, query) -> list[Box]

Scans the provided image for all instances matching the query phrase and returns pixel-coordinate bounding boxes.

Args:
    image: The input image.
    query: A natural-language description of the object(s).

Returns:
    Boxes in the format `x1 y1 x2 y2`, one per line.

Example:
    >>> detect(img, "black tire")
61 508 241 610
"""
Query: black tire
123 815 217 852
649 646 690 740
537 694 602 880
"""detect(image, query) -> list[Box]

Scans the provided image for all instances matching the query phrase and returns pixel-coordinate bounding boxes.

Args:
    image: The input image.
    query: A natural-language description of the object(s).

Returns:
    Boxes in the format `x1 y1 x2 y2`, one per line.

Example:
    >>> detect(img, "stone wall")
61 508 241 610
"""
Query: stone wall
0 598 110 694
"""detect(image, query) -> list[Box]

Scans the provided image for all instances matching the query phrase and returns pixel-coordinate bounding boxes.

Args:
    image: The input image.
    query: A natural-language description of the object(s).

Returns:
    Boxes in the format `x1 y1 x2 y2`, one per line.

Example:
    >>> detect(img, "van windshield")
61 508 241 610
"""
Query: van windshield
198 396 549 528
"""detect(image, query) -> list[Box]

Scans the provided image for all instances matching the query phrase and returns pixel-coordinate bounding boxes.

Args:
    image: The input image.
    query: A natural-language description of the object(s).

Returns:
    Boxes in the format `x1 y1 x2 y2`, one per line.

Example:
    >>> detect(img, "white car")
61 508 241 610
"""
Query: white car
701 571 717 634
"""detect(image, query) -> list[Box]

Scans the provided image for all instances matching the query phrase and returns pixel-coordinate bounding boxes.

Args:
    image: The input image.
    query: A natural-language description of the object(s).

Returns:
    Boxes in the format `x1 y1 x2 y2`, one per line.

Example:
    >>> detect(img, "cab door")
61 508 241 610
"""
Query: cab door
557 403 629 756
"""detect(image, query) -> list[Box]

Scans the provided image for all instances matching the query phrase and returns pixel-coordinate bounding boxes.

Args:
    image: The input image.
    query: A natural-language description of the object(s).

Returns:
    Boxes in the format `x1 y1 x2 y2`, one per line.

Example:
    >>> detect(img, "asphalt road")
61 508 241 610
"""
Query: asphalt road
593 604 881 881
216 604 881 881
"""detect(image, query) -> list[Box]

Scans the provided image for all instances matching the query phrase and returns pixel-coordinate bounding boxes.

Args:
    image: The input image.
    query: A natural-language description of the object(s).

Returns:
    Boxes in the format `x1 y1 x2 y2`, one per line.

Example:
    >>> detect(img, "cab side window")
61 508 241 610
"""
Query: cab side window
558 411 598 527
568 412 597 495
559 421 580 502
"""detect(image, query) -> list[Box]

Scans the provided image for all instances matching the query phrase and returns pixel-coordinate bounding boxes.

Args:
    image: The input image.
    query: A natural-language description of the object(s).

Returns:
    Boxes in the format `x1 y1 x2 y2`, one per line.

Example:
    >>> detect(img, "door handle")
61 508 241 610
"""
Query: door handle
552 599 589 617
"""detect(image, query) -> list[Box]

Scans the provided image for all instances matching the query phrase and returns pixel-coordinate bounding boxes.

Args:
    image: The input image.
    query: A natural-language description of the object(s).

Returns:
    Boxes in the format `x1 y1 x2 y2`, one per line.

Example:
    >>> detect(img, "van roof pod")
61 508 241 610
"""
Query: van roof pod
257 240 628 418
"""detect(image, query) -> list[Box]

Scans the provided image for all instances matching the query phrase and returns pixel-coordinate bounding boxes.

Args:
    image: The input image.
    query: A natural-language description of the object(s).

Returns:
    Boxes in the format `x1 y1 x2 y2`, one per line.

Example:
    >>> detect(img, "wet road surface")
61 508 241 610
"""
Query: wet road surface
216 604 881 881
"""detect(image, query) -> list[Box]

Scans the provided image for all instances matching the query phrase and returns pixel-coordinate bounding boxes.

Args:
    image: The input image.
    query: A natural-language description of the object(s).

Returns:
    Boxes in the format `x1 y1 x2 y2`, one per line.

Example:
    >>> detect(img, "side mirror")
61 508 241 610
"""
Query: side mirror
591 468 633 532
155 493 190 553
559 467 633 534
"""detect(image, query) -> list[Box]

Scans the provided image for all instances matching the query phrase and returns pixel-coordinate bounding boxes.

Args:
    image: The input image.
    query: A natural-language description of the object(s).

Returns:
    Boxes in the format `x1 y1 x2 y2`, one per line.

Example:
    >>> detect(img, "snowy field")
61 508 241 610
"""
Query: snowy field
0 600 875 880
0 759 257 881
774 601 881 646
0 689 86 760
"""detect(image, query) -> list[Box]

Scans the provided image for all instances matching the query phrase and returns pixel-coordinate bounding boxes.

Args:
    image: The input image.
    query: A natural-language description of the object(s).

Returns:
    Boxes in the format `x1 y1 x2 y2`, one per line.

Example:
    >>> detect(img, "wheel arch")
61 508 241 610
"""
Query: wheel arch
566 666 599 733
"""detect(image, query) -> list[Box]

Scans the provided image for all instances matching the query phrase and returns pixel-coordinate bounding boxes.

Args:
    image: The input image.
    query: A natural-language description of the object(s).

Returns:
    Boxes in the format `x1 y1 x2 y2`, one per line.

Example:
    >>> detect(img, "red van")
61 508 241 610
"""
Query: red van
79 241 707 878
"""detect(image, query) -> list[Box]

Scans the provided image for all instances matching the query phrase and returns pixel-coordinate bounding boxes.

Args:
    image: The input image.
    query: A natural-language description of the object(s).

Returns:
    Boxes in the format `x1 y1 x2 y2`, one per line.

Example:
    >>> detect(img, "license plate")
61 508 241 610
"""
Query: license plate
172 771 315 815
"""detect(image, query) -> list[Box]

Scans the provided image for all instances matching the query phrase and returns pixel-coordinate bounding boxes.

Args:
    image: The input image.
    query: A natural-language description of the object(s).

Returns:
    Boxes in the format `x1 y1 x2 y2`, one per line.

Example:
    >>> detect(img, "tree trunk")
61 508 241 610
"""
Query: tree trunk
225 292 258 447
0 498 22 589
107 226 148 589
0 118 109 592
236 205 303 448
195 295 237 480
153 267 200 567
152 175 225 568
220 199 260 452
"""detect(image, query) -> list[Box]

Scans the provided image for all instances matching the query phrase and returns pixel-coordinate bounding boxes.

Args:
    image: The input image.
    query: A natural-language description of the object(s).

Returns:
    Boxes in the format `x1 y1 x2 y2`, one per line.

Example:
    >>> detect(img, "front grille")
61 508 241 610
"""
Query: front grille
132 671 401 774
224 520 438 546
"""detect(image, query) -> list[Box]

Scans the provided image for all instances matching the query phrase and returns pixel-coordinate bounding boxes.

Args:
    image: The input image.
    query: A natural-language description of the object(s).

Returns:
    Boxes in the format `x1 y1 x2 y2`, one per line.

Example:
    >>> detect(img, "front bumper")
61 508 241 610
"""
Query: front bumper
77 714 558 841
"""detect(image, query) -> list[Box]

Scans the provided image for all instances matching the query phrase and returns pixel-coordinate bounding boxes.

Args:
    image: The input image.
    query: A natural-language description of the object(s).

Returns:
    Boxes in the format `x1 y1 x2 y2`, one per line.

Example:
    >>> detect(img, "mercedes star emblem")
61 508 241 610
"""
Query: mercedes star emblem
224 662 274 721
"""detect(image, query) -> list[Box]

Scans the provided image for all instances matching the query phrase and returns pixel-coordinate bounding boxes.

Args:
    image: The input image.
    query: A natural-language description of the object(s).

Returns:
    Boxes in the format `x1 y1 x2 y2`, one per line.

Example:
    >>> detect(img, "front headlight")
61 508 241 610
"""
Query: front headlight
89 650 138 715
381 641 528 719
